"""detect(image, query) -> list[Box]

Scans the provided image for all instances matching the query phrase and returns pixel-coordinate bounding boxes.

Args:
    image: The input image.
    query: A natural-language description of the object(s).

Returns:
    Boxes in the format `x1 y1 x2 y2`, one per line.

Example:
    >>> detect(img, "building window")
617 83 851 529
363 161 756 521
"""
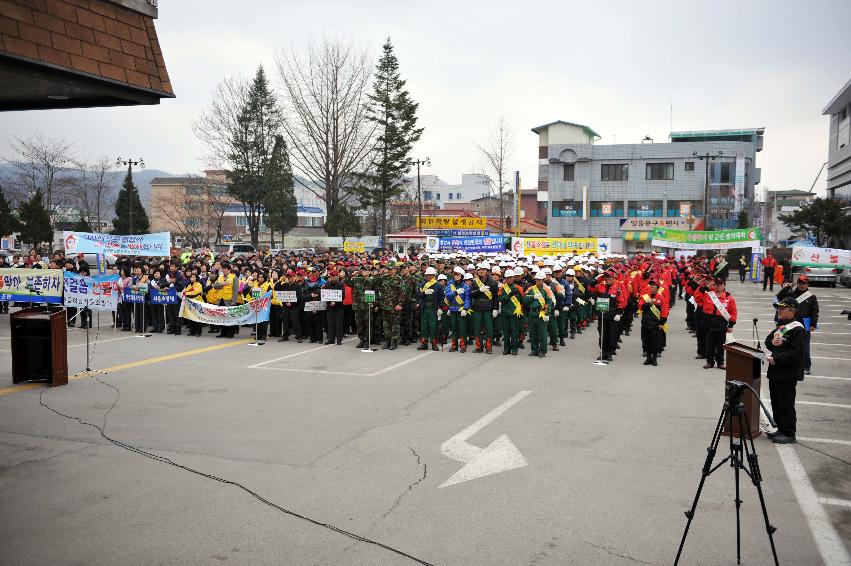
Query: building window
539 146 547 159
840 107 848 121
552 201 581 217
563 164 575 181
456 192 462 199
185 185 203 196
646 163 674 180
448 193 453 200
684 162 695 171
601 164 628 181
235 216 247 226
436 193 441 200
423 191 432 200
589 201 623 217
628 200 664 217
709 162 732 184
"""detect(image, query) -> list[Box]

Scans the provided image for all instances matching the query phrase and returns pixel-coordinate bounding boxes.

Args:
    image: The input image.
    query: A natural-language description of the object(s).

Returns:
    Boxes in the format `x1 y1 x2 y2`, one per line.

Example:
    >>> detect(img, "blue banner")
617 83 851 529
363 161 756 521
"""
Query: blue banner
149 286 180 305
122 287 146 304
423 229 491 237
438 236 504 253
64 271 120 310
63 230 171 257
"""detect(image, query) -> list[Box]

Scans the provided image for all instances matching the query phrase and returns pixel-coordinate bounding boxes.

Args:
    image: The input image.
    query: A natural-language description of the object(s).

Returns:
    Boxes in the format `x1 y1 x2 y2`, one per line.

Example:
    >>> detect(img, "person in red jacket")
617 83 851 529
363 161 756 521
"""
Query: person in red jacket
761 251 778 291
592 269 628 362
638 279 669 365
701 278 737 369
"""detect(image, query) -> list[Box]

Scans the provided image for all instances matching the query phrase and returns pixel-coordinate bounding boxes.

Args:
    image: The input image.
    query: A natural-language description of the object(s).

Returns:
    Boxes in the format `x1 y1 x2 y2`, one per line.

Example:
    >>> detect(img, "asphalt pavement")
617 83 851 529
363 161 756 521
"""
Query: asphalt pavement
0 279 848 565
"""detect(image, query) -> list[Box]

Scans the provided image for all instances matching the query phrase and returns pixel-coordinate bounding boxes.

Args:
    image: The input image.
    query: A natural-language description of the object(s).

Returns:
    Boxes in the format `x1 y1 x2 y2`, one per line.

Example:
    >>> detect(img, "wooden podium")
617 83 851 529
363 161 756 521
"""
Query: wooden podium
722 341 765 438
10 306 68 387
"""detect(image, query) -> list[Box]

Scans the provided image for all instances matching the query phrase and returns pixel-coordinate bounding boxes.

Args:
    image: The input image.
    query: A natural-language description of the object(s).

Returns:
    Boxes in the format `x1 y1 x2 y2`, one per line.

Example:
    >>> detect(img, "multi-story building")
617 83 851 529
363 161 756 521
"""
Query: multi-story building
407 173 493 208
823 77 851 202
535 120 764 252
763 189 815 246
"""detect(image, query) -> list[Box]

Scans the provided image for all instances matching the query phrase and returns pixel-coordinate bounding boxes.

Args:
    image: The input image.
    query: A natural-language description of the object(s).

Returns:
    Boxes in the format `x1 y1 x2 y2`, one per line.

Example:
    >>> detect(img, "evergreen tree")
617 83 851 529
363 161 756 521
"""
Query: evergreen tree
0 187 21 238
262 135 298 248
350 38 423 240
779 197 849 247
112 165 149 234
17 188 53 250
72 215 93 232
229 65 284 248
325 204 361 242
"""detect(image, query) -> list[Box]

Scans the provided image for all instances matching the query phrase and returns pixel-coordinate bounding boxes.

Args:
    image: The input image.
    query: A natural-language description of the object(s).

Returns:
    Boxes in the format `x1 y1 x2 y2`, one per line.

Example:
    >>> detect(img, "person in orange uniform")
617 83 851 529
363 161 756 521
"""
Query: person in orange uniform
591 269 629 362
701 278 737 369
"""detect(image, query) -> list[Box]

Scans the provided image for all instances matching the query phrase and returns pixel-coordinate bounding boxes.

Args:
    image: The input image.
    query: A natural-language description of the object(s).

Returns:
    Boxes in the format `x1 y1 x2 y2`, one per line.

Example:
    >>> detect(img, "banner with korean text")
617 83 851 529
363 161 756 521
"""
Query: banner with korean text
428 235 505 253
63 271 120 310
791 244 851 269
63 231 171 257
650 228 762 250
179 291 272 326
150 286 180 305
0 268 63 303
510 237 602 256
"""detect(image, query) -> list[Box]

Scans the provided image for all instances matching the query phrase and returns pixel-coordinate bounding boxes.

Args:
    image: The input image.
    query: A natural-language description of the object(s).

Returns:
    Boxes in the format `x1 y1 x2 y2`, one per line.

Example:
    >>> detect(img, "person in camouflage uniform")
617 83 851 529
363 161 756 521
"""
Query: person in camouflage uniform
350 265 374 349
400 265 419 346
378 262 406 350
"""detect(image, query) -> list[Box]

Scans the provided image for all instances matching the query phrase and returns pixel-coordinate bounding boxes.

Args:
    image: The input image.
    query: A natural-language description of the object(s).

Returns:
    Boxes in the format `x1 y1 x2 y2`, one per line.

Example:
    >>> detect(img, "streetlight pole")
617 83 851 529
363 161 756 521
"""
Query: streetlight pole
117 157 144 234
412 157 430 230
694 151 722 231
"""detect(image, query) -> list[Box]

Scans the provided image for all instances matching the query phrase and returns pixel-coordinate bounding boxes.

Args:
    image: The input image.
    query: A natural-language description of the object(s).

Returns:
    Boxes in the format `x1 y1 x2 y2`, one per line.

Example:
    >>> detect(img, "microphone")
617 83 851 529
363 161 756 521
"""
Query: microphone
752 317 762 350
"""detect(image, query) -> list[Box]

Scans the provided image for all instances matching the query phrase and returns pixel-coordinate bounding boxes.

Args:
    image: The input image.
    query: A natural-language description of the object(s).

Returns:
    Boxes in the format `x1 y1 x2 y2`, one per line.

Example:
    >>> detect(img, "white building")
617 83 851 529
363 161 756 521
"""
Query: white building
408 173 493 208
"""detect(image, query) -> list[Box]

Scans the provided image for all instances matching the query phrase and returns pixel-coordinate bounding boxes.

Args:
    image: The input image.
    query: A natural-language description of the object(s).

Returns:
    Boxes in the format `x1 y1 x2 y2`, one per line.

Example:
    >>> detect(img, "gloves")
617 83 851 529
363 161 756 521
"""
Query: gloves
590 298 595 305
492 309 498 318
562 306 569 312
554 310 559 317
479 286 487 293
613 314 622 322
424 289 434 295
542 315 549 322
457 287 465 295
437 310 443 320
460 310 467 317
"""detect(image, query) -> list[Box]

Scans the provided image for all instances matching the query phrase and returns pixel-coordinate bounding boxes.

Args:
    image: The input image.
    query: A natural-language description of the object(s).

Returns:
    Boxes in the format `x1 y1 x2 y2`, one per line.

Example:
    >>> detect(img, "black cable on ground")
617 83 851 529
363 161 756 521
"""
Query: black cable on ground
39 378 436 566
796 440 851 467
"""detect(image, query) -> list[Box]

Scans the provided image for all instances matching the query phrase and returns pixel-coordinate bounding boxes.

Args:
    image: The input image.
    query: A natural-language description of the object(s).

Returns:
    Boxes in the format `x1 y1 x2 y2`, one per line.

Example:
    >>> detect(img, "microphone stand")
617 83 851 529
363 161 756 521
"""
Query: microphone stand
751 317 762 351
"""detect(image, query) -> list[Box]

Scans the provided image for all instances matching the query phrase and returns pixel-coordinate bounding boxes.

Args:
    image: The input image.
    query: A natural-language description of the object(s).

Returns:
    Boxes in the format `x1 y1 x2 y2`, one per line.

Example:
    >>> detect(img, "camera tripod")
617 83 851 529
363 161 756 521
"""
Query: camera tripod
674 381 780 566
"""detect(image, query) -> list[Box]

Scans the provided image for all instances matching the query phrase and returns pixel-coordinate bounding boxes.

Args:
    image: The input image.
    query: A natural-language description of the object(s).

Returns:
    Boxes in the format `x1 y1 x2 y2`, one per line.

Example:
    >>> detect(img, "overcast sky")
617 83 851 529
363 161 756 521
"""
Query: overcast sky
2 0 850 195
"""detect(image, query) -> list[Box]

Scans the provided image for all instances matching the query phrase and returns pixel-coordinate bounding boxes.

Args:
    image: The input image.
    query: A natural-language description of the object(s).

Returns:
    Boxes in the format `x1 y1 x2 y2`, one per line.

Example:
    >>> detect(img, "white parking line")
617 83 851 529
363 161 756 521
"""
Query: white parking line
252 350 432 376
818 497 851 509
810 375 851 381
67 336 136 348
798 401 851 409
774 444 851 565
247 339 355 368
812 356 851 361
797 437 851 446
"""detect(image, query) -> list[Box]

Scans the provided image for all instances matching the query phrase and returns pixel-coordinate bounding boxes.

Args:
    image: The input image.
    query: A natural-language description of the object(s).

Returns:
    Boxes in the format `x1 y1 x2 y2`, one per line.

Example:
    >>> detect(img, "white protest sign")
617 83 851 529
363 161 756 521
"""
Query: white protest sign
320 288 343 302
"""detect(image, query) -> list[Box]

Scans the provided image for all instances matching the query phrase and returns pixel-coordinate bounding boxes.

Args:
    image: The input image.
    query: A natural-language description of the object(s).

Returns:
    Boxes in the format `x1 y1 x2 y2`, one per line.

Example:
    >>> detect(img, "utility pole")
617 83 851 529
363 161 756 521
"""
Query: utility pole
413 157 430 231
116 157 144 234
693 151 722 230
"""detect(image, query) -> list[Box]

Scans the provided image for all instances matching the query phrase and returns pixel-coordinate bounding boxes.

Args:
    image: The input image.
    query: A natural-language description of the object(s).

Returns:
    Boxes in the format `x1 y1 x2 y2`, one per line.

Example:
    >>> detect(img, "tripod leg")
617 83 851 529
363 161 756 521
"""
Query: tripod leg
675 404 729 565
741 410 780 566
734 408 744 565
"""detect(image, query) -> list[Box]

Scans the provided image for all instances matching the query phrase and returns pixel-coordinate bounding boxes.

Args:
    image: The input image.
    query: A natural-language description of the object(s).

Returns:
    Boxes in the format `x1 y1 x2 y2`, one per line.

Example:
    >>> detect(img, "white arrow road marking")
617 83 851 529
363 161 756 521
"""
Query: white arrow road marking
440 390 531 488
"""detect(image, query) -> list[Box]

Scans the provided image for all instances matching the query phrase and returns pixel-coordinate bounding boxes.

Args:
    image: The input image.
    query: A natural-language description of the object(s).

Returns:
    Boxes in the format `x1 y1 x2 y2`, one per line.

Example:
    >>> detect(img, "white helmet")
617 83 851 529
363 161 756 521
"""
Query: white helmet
491 266 501 274
437 274 448 280
463 272 474 280
425 267 437 275
534 271 546 280
566 269 576 276
543 267 552 275
453 266 465 275
466 263 475 271
503 269 515 277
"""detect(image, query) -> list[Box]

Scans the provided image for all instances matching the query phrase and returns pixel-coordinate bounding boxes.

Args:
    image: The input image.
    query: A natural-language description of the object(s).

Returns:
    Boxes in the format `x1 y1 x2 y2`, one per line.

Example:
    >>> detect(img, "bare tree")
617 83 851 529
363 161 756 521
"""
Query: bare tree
72 156 116 232
276 36 377 229
4 133 75 227
475 116 514 234
193 76 249 169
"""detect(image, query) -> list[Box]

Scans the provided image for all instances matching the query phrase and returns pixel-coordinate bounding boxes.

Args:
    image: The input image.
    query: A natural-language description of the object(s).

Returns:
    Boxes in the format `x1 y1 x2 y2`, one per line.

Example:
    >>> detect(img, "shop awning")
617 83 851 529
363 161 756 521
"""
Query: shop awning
622 231 653 242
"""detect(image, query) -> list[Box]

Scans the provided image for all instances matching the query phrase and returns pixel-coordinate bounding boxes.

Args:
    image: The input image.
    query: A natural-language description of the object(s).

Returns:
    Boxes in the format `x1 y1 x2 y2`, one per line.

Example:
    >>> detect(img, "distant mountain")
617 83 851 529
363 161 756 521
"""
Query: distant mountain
0 164 178 216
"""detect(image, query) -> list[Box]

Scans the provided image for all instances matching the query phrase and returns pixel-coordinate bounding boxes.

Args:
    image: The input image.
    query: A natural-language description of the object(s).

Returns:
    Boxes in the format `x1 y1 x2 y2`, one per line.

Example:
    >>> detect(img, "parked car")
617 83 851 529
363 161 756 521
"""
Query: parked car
793 266 840 287
213 243 257 258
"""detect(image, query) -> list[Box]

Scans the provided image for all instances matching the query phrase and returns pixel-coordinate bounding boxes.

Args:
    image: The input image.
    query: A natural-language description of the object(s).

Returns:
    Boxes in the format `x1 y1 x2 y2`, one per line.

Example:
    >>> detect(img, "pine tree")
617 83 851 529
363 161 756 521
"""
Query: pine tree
0 187 21 238
263 135 298 248
325 204 361 242
72 215 93 232
112 165 149 234
17 188 53 250
351 38 423 240
229 65 284 248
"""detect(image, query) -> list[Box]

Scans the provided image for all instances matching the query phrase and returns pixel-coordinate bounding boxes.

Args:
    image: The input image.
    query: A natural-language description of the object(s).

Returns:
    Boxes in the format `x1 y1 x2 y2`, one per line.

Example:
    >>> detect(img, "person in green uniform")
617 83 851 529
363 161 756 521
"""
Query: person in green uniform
524 270 553 358
351 264 373 349
498 268 525 355
415 266 443 351
378 262 405 350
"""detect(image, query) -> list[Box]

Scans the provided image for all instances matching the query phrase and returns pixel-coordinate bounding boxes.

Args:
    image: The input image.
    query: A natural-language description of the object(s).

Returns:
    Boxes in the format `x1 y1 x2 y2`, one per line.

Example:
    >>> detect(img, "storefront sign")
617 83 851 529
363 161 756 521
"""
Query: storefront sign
619 218 694 231
0 268 63 303
650 228 762 250
63 231 172 257
422 229 490 237
416 216 487 230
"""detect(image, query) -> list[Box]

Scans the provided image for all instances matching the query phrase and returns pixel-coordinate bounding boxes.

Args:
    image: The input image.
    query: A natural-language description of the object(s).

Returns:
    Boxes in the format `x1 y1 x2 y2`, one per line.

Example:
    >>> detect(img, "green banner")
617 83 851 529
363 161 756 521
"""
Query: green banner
651 227 762 250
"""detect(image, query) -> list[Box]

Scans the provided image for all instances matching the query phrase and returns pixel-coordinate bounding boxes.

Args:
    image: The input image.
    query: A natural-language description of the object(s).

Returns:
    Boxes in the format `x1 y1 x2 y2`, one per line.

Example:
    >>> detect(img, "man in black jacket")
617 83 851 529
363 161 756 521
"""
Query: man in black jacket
765 300 806 444
323 269 346 345
775 274 819 375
